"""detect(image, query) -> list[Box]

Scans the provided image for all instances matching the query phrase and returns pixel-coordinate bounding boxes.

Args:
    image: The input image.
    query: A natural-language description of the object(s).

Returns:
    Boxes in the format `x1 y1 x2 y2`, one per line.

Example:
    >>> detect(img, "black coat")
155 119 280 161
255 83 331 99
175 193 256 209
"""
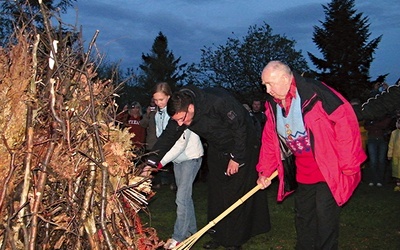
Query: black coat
149 86 256 164
148 85 271 246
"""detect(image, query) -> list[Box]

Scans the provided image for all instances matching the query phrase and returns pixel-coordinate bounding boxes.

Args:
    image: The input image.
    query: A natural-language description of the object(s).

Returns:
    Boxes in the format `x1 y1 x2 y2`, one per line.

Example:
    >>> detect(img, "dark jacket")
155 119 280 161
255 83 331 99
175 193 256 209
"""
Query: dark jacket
147 85 270 246
139 111 157 150
147 85 257 165
364 116 392 139
362 84 400 120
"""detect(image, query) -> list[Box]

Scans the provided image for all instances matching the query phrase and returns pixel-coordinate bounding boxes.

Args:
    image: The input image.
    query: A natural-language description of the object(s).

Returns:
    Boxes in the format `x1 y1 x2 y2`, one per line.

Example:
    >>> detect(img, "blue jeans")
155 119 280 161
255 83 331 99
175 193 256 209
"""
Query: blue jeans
367 137 388 184
172 157 202 241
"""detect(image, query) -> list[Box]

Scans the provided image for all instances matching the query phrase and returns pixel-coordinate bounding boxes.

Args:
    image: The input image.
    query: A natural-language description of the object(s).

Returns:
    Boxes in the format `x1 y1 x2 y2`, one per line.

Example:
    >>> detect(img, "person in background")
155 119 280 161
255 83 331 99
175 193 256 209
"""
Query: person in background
142 82 176 191
387 118 400 191
256 61 366 250
144 85 271 250
140 98 157 151
251 99 266 128
369 81 389 97
364 115 392 187
127 102 146 149
117 101 146 150
387 109 400 133
243 103 262 139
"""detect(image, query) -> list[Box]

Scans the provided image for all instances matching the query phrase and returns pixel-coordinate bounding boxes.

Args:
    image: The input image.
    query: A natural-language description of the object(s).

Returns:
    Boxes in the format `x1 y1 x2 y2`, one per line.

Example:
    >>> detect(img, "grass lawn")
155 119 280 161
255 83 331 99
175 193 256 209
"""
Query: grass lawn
140 171 400 249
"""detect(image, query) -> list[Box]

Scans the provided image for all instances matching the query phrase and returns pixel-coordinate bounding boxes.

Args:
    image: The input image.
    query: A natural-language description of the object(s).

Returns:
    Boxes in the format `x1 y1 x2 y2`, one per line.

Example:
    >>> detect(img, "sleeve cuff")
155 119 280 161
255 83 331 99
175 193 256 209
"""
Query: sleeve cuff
146 159 158 168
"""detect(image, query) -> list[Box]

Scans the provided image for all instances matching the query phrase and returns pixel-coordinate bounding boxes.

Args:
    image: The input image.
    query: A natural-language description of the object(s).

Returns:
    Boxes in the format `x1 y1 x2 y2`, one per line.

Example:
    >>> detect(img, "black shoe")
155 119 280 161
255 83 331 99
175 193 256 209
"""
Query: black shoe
225 246 242 250
203 240 220 249
206 229 216 235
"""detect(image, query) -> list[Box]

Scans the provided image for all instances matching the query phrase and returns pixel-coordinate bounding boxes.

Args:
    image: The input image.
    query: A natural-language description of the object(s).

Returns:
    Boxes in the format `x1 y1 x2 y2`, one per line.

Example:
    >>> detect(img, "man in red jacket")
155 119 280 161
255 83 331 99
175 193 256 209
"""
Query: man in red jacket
256 61 366 250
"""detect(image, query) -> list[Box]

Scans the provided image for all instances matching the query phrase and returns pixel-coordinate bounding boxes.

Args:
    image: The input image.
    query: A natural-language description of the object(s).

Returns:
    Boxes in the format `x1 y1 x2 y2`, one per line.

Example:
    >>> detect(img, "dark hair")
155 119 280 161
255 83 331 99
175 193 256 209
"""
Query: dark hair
167 91 193 116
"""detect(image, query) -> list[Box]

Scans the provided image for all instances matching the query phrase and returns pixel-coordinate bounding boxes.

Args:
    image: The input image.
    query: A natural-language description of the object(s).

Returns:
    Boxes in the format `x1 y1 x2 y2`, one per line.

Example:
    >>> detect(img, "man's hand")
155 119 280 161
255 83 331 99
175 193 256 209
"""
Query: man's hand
257 175 272 189
225 159 240 176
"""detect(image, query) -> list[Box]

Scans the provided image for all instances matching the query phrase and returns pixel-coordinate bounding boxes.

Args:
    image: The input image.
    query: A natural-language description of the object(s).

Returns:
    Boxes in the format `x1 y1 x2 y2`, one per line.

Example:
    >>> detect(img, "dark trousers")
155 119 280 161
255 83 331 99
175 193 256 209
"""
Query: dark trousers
205 145 270 247
295 182 341 250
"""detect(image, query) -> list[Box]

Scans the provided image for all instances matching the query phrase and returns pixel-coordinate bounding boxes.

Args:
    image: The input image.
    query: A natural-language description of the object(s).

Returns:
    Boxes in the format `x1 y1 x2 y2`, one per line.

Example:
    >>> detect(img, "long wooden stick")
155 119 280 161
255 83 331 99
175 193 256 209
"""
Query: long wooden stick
174 170 278 250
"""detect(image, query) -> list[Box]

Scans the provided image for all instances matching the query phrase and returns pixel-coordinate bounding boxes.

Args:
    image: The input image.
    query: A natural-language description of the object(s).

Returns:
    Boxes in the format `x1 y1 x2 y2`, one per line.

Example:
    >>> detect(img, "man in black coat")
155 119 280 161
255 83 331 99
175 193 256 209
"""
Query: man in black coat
145 85 271 249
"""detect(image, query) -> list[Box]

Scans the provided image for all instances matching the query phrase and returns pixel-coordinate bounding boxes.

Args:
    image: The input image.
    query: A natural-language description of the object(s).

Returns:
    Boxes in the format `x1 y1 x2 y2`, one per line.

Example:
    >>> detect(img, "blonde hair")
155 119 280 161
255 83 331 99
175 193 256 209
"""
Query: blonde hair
152 82 172 96
130 101 143 116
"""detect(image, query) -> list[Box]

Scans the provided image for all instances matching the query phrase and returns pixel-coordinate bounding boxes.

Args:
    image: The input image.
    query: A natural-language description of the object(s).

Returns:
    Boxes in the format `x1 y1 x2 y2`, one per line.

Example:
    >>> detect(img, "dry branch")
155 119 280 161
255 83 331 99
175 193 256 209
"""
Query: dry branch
0 2 161 249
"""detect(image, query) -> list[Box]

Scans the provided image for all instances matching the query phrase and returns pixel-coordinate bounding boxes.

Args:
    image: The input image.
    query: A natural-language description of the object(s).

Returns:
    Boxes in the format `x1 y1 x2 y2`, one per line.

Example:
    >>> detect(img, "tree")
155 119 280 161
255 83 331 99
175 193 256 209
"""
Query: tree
308 0 381 100
133 32 187 105
0 0 76 44
187 23 309 103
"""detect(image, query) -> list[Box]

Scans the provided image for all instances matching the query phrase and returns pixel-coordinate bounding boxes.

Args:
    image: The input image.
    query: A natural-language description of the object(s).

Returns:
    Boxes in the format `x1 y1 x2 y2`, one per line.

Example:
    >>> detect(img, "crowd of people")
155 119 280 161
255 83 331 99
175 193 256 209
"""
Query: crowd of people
118 60 399 249
352 82 400 190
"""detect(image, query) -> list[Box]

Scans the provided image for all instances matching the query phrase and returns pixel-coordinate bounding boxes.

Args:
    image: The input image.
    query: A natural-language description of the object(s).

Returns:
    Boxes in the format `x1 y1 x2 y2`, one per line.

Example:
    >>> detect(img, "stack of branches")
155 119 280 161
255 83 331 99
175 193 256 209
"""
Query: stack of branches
0 2 162 249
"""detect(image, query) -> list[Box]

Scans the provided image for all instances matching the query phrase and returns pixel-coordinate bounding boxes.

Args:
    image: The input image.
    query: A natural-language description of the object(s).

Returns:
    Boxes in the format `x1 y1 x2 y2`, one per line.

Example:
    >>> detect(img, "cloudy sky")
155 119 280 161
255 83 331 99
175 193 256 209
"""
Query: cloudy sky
62 0 399 84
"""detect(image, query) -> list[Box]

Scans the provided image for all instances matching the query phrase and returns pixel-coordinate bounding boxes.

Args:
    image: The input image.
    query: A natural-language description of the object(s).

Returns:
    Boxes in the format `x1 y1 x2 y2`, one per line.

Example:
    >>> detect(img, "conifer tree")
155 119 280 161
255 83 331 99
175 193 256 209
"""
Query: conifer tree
135 32 187 104
308 0 381 100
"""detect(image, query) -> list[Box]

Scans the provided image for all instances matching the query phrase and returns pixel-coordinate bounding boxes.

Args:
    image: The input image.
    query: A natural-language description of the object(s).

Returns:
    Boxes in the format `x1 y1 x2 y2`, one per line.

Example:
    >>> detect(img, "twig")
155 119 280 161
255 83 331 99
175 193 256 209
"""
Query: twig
85 30 115 250
0 136 16 213
113 196 133 237
76 162 96 250
17 32 41 248
111 213 130 248
28 139 56 250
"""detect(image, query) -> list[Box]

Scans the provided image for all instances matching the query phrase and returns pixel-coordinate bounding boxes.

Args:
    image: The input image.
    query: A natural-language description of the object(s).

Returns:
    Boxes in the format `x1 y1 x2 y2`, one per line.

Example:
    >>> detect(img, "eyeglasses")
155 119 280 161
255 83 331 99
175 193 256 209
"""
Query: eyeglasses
175 110 188 123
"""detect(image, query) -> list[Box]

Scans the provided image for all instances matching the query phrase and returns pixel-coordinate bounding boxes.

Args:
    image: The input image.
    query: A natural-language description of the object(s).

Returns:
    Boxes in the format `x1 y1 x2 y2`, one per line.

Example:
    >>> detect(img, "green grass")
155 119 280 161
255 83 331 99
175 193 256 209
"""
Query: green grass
140 177 400 249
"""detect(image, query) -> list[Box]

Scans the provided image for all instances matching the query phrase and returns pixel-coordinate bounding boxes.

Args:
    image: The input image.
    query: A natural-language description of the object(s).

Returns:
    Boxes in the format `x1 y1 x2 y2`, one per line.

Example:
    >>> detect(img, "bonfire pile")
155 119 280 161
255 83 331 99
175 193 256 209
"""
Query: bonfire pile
0 3 161 249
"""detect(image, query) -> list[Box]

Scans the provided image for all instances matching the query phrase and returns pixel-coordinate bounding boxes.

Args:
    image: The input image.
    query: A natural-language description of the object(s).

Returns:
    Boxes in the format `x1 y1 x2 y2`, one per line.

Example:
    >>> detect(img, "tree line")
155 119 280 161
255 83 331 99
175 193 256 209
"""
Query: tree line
116 0 383 108
0 0 385 110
